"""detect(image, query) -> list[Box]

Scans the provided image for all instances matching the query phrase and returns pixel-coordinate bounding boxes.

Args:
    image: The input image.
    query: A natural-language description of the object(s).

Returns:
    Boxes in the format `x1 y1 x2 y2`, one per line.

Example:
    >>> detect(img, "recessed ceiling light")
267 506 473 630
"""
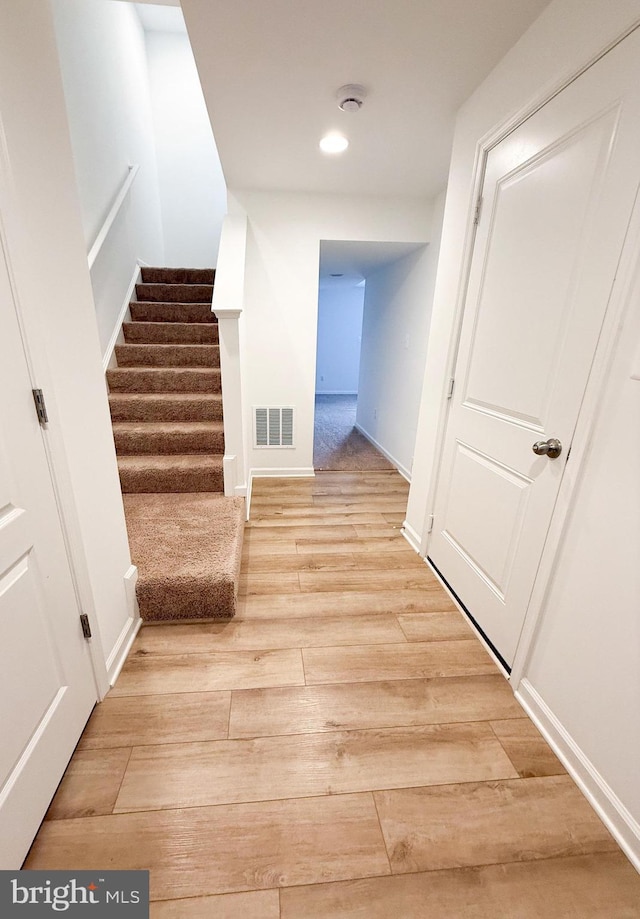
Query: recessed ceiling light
320 133 349 155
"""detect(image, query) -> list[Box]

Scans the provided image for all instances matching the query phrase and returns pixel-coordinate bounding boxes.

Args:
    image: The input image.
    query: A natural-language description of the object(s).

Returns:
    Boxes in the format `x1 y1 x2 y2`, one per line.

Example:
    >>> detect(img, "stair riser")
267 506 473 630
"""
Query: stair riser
115 344 220 368
109 396 223 422
140 267 215 285
137 583 236 622
119 465 224 494
123 322 218 344
130 302 216 323
136 283 213 303
114 429 225 455
107 368 221 393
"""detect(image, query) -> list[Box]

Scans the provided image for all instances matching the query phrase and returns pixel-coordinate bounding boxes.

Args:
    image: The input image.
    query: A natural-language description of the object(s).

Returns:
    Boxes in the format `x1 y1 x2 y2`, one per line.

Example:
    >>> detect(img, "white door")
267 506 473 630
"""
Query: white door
0 235 97 867
429 28 640 668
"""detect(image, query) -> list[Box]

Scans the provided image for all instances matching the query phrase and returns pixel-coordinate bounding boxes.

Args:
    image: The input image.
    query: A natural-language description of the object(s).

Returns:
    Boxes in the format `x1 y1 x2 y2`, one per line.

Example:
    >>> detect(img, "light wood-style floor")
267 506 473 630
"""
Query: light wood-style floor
25 471 640 916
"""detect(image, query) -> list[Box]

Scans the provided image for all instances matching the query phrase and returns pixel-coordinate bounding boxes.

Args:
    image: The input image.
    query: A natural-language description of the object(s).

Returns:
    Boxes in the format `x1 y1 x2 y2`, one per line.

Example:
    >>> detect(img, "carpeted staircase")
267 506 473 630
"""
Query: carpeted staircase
107 266 244 622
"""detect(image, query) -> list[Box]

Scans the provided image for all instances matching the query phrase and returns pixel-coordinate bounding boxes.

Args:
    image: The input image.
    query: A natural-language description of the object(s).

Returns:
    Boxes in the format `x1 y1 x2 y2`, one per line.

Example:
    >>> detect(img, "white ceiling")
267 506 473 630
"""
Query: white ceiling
135 4 186 33
319 240 426 288
182 0 551 198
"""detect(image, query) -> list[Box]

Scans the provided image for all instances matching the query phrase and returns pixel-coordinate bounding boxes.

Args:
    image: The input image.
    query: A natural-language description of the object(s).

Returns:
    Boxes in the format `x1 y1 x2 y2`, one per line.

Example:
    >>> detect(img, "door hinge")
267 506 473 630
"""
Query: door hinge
32 389 49 425
427 514 435 534
80 613 92 640
473 196 483 226
447 378 455 399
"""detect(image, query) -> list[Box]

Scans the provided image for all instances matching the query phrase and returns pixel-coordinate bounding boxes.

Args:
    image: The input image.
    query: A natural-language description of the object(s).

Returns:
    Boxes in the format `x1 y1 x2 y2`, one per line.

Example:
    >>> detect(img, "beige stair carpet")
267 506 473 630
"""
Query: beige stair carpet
123 493 245 622
107 266 244 621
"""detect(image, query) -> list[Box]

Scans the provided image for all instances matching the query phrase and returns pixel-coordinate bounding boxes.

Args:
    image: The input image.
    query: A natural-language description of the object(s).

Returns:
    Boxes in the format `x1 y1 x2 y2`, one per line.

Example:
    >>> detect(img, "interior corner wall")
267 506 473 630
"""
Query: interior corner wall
0 0 135 675
52 0 165 354
233 189 432 475
403 0 640 857
315 285 365 394
145 30 227 268
356 191 445 479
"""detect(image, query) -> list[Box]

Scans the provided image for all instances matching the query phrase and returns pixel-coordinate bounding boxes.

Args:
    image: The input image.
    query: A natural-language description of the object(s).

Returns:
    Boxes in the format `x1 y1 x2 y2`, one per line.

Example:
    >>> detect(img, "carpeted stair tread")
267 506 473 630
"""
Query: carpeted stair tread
140 267 215 285
130 302 216 323
118 453 224 493
108 392 223 422
123 321 218 344
115 343 219 367
107 366 221 393
123 493 244 621
136 282 213 303
113 421 224 455
129 300 218 323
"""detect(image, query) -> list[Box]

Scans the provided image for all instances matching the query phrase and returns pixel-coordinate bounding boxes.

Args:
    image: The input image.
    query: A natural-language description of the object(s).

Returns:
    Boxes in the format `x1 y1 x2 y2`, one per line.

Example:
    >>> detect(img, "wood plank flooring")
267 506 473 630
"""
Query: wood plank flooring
25 471 640 916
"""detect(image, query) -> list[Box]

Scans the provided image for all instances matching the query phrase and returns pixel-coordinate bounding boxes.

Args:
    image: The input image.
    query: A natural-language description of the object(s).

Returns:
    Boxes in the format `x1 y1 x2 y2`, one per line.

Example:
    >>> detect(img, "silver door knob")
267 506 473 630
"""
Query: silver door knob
532 438 562 459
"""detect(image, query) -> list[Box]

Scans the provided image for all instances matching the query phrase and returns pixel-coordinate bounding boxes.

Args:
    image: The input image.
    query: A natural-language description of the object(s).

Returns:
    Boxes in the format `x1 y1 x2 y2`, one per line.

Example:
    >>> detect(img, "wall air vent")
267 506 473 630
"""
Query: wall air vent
254 407 294 448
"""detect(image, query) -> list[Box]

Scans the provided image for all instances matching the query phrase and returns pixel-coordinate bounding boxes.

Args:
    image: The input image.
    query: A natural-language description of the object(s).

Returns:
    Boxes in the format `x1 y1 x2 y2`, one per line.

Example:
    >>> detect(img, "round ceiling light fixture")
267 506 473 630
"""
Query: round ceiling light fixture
319 132 349 154
336 84 367 113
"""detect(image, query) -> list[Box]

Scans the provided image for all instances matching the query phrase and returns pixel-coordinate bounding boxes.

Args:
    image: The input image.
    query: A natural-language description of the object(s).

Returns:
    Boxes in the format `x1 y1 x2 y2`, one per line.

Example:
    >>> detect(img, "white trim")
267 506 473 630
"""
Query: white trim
247 467 315 519
401 520 421 554
315 390 358 396
223 454 247 497
102 261 142 372
87 164 140 270
250 467 315 478
106 565 141 690
107 617 142 688
354 422 411 481
517 679 640 872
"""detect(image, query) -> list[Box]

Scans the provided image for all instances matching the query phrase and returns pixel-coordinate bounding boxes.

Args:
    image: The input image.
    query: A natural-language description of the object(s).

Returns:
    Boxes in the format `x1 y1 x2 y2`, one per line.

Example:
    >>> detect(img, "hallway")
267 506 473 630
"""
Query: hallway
24 471 640 916
313 395 394 471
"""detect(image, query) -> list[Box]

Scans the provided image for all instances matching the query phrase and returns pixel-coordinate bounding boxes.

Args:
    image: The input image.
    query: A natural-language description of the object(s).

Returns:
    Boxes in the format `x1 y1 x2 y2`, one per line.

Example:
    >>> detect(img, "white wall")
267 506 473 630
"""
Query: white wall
405 0 640 863
0 0 138 689
145 29 227 267
52 0 165 354
233 189 432 476
525 269 640 844
315 285 364 394
356 191 445 478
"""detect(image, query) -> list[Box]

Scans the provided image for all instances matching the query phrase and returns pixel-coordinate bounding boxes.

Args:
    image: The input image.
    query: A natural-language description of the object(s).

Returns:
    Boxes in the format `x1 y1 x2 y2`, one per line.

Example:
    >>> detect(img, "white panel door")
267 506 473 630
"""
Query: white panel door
0 236 97 867
429 28 640 668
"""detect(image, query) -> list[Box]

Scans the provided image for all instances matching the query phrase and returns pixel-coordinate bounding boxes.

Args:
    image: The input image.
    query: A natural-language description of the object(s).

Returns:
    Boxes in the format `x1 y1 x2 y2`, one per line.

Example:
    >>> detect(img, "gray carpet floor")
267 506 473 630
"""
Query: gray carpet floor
313 394 394 471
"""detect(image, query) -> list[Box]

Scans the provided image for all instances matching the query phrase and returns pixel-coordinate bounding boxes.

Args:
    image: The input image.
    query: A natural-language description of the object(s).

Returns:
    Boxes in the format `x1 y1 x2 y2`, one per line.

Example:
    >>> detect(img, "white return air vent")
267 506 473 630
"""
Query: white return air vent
254 406 295 448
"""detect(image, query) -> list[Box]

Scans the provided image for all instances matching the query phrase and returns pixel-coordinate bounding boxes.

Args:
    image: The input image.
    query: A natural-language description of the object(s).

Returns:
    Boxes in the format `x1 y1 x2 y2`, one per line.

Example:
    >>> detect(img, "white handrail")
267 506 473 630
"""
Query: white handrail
87 163 140 269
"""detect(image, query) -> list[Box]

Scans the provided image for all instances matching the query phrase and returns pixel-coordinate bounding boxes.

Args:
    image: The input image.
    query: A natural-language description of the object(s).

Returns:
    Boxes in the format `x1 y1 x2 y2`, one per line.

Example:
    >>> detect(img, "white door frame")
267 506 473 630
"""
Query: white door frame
0 120 109 699
420 18 640 689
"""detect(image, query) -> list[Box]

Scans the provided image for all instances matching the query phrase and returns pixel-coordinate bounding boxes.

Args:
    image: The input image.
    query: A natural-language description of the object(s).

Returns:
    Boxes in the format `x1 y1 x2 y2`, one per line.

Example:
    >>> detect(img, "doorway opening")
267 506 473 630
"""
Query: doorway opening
313 240 429 475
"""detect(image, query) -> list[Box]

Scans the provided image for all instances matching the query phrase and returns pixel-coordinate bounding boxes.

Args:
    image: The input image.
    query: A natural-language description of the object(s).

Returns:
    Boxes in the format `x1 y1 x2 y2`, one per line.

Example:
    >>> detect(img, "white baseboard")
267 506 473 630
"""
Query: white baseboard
223 454 247 498
354 423 411 481
315 391 358 396
516 678 640 872
247 467 315 519
105 565 141 689
402 520 422 554
250 467 315 478
102 262 142 372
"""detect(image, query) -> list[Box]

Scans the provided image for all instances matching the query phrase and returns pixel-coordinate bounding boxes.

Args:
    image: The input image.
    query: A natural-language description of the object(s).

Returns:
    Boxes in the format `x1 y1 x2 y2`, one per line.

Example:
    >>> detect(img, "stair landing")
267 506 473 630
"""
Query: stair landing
123 492 245 622
108 265 244 621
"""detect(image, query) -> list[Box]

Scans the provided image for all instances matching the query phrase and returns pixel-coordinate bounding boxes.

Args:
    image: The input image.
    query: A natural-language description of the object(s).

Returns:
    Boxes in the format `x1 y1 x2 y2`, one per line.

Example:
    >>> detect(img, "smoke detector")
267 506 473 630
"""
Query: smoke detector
336 84 366 113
